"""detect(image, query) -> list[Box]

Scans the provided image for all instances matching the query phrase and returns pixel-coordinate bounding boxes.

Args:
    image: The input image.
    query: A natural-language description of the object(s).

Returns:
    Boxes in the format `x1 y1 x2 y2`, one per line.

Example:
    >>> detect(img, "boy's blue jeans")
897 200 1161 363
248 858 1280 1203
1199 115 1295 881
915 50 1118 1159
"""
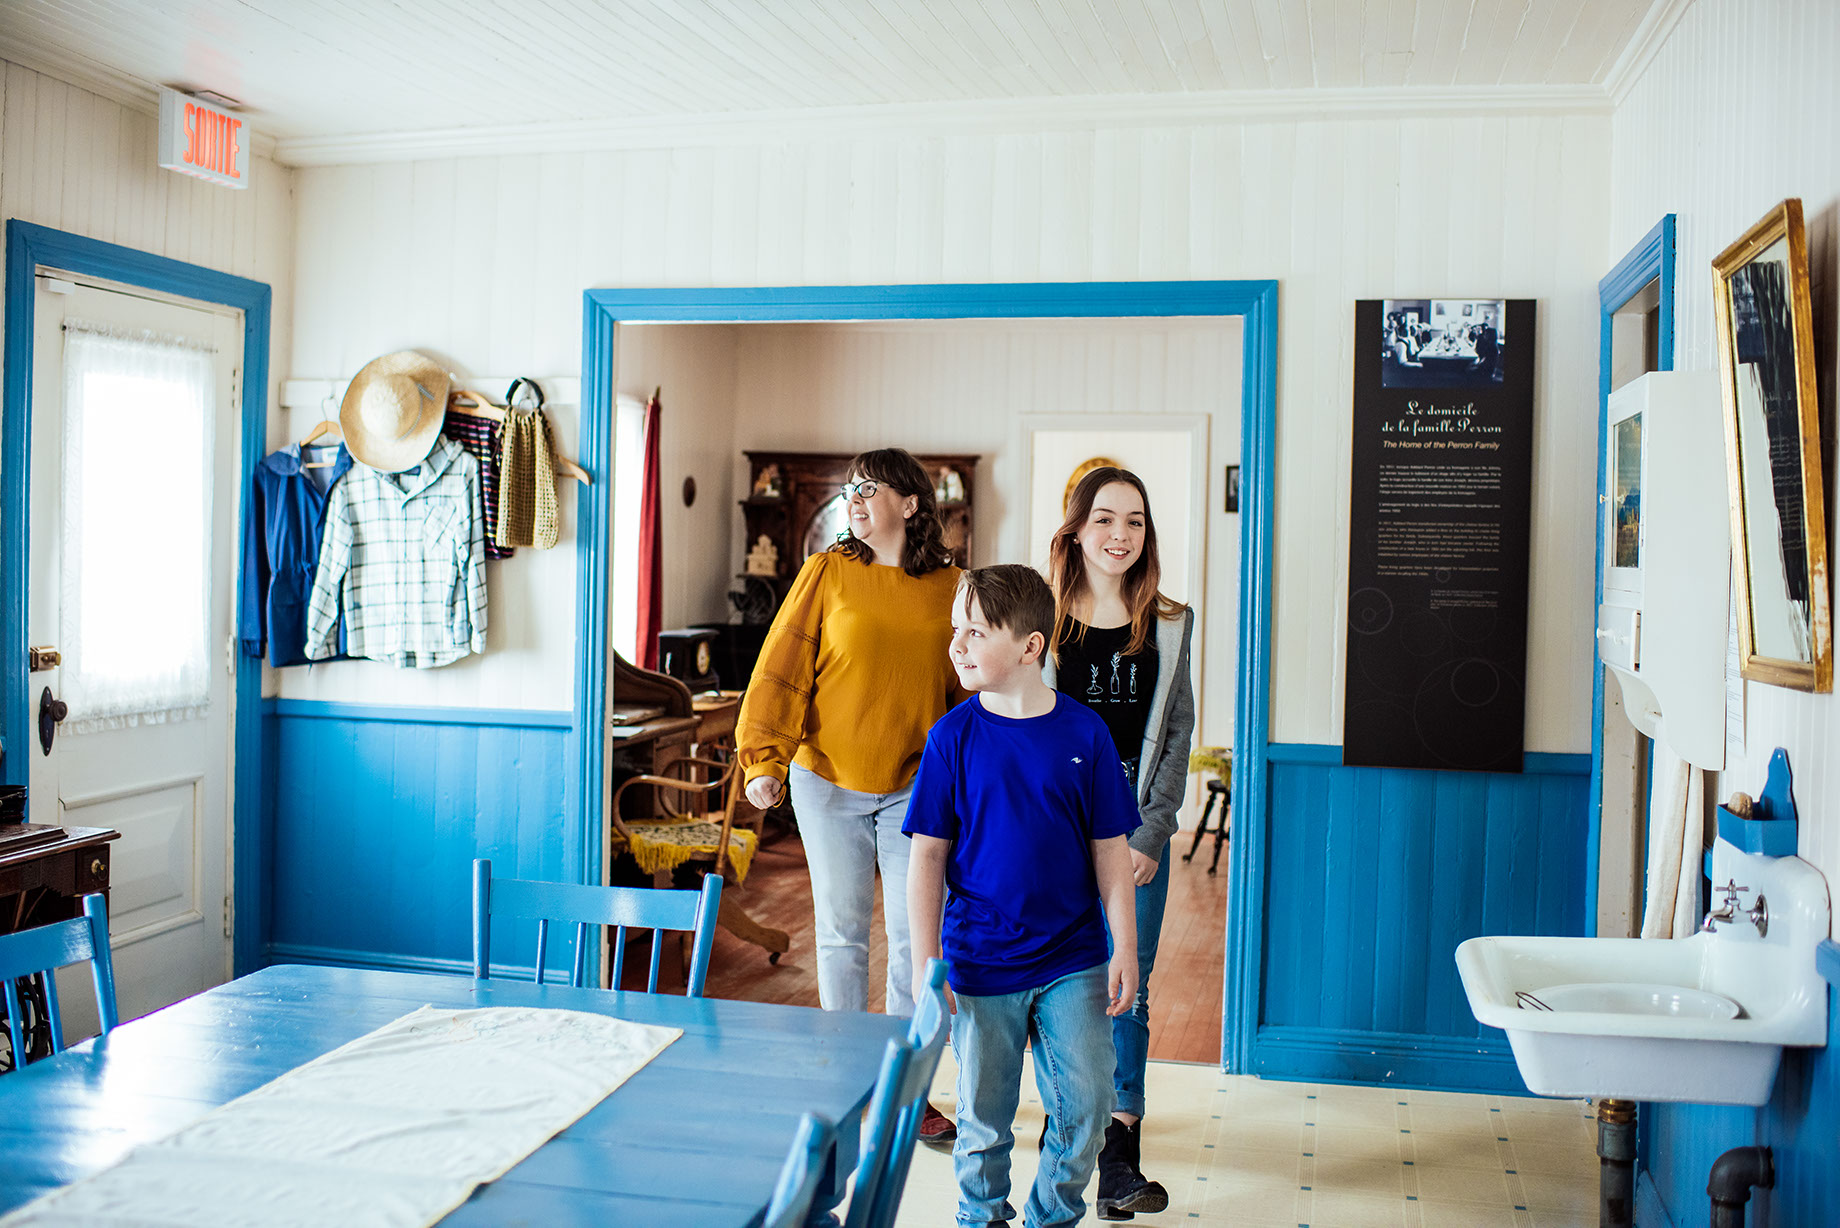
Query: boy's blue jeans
1112 844 1171 1119
951 964 1115 1228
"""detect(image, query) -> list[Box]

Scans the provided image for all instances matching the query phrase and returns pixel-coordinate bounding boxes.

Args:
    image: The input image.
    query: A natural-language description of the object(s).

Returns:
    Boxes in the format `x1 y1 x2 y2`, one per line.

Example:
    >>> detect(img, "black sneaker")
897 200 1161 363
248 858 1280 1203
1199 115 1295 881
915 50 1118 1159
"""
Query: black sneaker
1096 1118 1168 1221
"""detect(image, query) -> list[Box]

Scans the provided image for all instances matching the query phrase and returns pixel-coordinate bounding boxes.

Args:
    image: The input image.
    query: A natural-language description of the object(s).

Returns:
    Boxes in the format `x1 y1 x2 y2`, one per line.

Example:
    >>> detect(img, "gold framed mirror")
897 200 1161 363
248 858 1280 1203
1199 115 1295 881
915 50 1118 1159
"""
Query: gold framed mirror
1713 198 1831 691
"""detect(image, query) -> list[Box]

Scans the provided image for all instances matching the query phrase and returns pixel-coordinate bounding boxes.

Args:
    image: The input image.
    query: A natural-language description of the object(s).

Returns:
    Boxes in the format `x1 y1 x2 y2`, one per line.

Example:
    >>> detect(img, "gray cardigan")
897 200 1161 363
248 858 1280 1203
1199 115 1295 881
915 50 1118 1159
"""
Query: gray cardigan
1042 606 1197 860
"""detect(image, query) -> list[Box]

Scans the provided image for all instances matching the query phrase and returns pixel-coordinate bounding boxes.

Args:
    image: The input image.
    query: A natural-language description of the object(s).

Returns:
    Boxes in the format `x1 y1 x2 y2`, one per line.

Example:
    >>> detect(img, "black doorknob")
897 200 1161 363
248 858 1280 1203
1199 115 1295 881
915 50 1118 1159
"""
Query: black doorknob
38 687 67 756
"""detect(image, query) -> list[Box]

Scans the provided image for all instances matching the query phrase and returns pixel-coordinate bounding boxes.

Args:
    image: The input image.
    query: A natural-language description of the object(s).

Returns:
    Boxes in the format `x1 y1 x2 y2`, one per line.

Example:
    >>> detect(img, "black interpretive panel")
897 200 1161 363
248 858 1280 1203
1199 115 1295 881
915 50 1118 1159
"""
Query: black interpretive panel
1344 298 1537 772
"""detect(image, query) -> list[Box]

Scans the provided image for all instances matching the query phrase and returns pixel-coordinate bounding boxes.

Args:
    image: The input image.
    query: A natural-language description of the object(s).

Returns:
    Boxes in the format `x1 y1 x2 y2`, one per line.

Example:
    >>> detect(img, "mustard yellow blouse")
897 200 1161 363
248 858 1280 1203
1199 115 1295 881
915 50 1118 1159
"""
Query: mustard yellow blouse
736 551 963 795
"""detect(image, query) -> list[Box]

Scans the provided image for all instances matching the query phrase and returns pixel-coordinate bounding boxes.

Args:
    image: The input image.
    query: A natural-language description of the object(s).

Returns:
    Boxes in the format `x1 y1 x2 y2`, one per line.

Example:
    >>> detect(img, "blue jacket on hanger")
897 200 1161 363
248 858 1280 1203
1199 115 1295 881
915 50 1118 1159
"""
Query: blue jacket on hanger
239 442 353 666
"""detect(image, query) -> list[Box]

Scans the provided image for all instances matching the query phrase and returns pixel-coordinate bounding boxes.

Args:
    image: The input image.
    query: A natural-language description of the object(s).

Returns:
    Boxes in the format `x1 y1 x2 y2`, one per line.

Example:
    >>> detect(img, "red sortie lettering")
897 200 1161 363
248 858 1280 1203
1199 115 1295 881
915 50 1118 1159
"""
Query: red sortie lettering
184 102 198 165
227 118 241 178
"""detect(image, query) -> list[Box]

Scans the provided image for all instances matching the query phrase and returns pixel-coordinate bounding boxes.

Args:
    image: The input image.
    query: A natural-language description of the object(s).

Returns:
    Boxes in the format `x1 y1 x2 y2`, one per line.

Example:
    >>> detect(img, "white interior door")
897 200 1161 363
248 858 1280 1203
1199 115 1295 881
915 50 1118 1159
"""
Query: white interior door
28 274 243 1033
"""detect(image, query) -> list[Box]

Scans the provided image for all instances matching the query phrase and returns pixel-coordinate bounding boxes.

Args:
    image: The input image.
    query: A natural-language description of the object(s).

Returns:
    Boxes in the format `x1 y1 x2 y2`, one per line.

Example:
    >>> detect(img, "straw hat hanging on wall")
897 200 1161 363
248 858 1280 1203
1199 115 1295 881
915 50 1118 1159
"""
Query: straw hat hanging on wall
340 350 450 472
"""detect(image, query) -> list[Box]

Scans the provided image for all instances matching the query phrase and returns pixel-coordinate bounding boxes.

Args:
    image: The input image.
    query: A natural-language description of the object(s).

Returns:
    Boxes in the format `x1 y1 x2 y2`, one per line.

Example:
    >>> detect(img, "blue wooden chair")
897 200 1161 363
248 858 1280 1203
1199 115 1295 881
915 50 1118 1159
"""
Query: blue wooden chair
763 1111 836 1228
0 893 117 1070
845 958 951 1228
470 858 722 996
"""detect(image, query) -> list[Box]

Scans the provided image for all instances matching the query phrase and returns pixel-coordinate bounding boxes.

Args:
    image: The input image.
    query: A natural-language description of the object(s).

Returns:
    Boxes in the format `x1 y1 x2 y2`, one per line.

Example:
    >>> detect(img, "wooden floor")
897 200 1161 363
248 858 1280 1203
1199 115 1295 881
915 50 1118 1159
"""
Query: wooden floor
694 820 1231 1064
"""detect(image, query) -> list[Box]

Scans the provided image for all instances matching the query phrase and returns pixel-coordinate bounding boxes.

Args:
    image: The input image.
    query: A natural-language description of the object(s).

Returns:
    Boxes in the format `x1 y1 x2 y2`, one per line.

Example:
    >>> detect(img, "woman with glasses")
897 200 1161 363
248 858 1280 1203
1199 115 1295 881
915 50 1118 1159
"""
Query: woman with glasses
736 448 962 1057
1042 466 1195 1220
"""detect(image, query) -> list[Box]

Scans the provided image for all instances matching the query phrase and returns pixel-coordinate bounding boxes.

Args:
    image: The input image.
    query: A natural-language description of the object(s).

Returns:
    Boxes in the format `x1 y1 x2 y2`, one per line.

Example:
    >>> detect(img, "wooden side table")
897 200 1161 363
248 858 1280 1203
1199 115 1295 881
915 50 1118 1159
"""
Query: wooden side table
1 824 118 934
1 824 119 1068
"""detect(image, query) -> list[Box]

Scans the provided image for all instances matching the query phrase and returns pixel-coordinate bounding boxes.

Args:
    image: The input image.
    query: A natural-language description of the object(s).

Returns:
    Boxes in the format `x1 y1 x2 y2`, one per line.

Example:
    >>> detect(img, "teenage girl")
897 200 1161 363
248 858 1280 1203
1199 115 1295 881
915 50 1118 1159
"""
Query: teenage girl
1044 466 1196 1221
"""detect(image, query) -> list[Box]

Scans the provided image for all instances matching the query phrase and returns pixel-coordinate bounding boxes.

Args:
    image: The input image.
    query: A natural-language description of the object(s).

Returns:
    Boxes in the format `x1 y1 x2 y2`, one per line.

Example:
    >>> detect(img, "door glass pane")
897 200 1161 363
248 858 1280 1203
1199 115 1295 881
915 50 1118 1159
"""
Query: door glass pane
60 325 215 731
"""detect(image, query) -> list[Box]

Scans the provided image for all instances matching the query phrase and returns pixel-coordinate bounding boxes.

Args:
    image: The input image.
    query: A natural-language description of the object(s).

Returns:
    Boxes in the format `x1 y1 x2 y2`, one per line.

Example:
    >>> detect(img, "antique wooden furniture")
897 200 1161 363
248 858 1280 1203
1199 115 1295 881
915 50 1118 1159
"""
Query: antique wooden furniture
607 654 790 963
0 823 118 1068
471 858 722 996
740 450 979 611
0 964 906 1225
1 824 116 934
0 893 117 1069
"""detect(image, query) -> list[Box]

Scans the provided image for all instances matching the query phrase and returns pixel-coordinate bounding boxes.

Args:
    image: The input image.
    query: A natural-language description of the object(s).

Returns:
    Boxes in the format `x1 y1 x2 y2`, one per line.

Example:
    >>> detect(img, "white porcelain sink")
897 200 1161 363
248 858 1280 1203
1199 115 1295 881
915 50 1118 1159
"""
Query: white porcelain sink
1457 838 1830 1106
1531 982 1740 1020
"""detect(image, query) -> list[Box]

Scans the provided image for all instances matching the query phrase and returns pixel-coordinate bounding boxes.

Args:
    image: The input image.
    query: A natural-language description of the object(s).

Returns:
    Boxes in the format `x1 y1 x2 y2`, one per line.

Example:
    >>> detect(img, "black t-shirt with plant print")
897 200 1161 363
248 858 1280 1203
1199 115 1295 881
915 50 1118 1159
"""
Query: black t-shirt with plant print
1055 618 1157 793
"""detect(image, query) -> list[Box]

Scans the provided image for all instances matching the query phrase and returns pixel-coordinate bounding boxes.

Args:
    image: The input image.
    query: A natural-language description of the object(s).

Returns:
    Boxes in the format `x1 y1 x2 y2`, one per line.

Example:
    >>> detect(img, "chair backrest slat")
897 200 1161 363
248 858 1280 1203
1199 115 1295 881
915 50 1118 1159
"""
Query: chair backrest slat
646 927 666 993
471 859 722 996
0 894 118 1070
571 922 589 987
846 958 951 1228
610 926 629 989
764 1112 836 1228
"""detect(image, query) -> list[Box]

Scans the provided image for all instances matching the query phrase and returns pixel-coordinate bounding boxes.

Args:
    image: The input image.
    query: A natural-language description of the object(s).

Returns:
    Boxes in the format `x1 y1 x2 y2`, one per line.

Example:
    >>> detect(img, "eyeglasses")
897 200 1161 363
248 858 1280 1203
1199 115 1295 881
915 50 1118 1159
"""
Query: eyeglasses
840 479 880 501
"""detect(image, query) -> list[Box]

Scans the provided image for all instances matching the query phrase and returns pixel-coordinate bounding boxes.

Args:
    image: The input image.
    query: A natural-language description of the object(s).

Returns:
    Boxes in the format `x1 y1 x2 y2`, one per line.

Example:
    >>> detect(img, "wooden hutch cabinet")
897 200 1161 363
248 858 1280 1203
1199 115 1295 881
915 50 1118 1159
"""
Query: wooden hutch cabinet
737 451 978 614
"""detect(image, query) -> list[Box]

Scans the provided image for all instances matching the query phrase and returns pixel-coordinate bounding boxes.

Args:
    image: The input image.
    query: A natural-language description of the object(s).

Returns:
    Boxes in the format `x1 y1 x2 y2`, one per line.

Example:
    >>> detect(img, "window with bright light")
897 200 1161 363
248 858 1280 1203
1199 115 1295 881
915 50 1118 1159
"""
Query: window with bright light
60 325 215 731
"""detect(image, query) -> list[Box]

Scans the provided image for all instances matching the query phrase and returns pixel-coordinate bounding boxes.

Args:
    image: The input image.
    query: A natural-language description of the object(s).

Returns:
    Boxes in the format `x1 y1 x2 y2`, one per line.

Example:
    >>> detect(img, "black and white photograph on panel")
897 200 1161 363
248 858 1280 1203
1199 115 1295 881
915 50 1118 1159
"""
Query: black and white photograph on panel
1382 298 1507 388
1345 298 1538 772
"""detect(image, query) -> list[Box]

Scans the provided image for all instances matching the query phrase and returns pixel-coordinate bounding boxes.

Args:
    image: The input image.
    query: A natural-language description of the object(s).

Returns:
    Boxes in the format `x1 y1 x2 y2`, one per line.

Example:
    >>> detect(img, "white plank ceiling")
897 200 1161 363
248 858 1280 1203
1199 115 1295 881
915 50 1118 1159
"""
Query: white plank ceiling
2 0 1661 160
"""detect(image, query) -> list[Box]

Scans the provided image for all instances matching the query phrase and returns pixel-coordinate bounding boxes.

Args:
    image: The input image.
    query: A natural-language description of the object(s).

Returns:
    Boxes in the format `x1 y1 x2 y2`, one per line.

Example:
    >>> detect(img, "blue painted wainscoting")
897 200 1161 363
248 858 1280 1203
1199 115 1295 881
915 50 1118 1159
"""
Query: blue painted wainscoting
1639 965 1840 1226
1255 745 1590 1093
263 700 579 976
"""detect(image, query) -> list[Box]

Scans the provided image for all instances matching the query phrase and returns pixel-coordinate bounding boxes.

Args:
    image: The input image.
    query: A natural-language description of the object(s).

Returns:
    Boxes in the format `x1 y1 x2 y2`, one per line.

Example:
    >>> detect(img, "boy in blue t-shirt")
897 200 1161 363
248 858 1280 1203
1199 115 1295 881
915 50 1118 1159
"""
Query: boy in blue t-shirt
905 564 1140 1228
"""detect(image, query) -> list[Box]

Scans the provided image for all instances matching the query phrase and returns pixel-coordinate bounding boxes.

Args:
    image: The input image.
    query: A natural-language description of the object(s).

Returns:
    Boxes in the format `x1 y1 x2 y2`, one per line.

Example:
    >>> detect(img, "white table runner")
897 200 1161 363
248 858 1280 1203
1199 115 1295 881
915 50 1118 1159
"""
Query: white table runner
3 1005 680 1228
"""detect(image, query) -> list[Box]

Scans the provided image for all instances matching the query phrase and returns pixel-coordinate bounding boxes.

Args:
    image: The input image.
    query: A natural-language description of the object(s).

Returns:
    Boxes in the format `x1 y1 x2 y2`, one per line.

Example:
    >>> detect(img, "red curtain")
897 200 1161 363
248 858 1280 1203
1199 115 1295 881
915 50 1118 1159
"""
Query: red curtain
635 388 664 670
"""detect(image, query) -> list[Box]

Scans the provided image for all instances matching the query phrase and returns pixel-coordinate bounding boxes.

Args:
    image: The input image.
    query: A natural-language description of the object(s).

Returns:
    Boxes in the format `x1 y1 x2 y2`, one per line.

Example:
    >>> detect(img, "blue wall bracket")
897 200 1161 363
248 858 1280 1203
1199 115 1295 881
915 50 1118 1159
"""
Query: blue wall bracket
1816 940 1840 990
1714 747 1799 856
1755 747 1798 825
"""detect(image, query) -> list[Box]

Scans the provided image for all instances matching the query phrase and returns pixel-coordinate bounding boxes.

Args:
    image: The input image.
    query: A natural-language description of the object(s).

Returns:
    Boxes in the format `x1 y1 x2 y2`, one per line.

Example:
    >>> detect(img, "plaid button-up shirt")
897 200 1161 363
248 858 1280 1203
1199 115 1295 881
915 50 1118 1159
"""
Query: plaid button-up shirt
306 436 488 668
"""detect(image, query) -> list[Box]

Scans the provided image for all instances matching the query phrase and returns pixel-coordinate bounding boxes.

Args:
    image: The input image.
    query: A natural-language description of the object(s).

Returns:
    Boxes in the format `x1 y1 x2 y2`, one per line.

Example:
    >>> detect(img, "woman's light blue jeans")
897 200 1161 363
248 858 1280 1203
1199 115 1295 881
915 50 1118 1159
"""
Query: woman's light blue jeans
787 763 916 1016
1112 843 1171 1119
951 964 1116 1228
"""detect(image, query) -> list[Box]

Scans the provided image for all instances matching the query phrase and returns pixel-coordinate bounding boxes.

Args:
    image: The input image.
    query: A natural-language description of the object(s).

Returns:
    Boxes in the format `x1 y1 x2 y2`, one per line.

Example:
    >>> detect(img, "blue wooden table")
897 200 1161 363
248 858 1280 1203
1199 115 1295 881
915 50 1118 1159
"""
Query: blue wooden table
0 964 905 1226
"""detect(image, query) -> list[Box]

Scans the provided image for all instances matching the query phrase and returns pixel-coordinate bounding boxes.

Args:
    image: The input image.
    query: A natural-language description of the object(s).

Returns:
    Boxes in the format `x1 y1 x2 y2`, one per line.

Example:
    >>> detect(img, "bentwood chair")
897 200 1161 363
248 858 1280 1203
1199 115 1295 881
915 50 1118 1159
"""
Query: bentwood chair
470 859 722 996
845 958 951 1228
763 1112 837 1228
0 893 118 1071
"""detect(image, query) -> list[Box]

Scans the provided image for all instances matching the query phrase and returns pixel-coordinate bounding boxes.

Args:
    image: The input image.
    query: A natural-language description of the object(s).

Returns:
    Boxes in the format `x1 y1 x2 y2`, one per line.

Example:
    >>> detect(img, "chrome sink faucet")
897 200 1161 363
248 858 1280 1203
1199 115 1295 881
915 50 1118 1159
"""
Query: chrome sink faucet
1701 879 1770 937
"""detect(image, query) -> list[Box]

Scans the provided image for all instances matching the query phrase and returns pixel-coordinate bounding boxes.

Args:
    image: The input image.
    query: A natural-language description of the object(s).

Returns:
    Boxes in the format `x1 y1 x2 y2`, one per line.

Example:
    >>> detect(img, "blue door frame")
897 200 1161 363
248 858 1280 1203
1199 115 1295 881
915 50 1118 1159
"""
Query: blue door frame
2 220 273 975
578 281 1278 1069
1587 216 1677 931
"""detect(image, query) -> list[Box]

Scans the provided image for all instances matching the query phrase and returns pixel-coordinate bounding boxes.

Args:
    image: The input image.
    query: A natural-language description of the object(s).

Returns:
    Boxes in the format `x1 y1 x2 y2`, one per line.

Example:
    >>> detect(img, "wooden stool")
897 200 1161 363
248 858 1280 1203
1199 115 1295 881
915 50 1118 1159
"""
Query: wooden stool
1184 777 1231 875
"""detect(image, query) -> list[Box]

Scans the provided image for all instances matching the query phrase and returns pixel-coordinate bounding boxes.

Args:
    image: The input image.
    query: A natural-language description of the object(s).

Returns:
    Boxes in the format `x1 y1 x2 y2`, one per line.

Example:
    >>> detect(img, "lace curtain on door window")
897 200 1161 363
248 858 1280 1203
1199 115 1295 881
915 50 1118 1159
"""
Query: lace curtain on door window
60 324 215 732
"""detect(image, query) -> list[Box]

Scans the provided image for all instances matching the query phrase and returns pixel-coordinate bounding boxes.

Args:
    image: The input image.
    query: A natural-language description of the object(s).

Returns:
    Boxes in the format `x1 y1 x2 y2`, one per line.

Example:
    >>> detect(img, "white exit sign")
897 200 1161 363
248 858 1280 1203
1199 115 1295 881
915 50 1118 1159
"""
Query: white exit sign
157 87 248 189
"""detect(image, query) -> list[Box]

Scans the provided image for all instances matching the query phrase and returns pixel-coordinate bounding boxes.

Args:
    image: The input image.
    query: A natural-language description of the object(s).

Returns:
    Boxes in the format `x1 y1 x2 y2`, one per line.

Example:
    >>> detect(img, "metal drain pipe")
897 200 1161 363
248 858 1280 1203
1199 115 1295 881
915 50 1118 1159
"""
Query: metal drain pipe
1708 1145 1773 1228
1596 1098 1635 1228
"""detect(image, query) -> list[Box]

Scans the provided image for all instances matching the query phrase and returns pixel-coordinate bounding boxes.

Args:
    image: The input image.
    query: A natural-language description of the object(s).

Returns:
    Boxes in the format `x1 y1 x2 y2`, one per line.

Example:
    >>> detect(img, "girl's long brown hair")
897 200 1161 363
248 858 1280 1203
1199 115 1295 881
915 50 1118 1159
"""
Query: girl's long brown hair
1049 466 1185 662
829 447 955 578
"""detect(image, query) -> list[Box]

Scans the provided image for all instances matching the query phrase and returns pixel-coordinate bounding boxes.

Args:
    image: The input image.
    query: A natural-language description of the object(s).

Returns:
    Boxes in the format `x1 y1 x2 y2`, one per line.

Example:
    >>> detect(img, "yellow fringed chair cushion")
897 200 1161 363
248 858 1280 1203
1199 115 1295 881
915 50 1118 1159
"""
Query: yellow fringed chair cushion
622 820 758 884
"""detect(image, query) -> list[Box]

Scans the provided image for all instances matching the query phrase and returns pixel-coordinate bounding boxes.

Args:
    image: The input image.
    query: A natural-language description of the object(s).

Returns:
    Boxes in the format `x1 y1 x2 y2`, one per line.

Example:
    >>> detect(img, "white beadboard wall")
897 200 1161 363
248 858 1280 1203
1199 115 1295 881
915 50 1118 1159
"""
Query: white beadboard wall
0 57 297 548
1611 0 1840 893
729 318 1241 751
287 110 1609 747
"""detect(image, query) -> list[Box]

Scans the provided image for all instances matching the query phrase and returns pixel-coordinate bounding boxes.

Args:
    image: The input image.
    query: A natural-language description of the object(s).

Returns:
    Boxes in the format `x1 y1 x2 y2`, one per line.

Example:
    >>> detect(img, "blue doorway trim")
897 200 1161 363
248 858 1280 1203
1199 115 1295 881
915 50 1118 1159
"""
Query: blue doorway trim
579 279 1278 1070
1588 216 1676 932
3 220 273 975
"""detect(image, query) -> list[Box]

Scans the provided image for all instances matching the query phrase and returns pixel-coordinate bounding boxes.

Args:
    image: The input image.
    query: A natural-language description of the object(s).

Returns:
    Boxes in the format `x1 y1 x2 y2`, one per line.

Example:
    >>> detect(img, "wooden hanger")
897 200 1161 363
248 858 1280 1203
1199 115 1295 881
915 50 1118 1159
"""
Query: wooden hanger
448 390 591 484
299 401 343 469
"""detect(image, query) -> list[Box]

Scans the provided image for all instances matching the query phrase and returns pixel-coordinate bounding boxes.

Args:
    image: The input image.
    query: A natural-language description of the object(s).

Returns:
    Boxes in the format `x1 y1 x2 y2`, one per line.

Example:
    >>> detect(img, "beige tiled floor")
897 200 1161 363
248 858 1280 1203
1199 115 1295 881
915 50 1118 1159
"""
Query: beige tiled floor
887 1053 1600 1227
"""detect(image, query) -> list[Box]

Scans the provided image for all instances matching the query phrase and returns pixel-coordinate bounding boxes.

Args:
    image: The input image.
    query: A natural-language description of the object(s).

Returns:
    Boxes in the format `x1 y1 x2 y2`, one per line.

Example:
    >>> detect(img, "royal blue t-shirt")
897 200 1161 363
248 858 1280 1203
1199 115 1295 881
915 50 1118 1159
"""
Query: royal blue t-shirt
903 692 1140 996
